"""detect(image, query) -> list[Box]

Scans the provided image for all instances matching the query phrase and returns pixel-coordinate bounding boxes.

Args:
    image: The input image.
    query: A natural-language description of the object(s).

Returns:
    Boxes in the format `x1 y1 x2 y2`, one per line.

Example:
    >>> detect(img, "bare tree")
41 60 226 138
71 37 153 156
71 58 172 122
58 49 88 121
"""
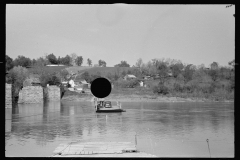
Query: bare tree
135 58 143 68
135 58 143 74
70 53 77 66
87 58 92 66
75 56 83 66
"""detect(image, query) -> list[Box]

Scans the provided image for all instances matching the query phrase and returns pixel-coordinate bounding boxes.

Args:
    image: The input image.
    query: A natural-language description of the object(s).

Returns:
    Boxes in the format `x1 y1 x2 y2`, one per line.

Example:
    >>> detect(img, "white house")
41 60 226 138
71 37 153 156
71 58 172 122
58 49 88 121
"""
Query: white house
143 76 151 80
139 81 144 87
68 79 75 88
124 74 136 80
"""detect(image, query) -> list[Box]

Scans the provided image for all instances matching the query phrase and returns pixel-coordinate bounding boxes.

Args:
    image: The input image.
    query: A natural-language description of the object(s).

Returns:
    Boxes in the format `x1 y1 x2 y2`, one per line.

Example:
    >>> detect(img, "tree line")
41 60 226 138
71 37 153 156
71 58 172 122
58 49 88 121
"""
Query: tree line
5 53 109 71
82 58 235 101
6 53 235 104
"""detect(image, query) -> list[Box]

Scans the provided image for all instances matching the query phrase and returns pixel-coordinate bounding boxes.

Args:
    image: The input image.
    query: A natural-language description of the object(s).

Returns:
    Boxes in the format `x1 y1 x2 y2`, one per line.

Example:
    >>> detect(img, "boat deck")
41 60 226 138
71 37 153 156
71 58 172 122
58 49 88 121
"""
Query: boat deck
52 142 156 157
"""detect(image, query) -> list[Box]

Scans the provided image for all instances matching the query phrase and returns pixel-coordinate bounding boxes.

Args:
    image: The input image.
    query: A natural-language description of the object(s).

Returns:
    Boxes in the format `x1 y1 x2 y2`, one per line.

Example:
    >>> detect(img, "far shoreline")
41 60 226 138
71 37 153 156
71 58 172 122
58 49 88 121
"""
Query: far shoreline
61 93 234 103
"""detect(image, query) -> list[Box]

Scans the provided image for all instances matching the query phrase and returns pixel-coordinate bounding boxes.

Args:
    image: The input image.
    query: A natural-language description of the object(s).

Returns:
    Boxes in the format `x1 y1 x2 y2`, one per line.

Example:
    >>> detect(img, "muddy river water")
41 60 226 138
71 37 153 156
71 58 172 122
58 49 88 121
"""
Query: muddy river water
5 101 234 157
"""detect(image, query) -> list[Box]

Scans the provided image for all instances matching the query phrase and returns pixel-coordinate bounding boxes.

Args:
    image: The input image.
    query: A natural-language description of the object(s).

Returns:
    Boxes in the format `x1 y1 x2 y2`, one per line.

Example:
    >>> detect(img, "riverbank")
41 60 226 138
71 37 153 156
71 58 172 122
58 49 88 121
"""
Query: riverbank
61 91 234 103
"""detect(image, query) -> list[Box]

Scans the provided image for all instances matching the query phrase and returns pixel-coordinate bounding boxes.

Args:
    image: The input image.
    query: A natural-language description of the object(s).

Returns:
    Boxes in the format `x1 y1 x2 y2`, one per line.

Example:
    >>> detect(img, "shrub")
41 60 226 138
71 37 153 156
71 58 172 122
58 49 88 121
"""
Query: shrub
49 74 61 86
39 72 61 87
7 66 29 85
89 74 101 83
80 71 91 83
128 79 139 88
174 83 183 92
183 81 196 93
153 83 169 95
23 78 32 87
60 69 69 81
7 66 29 104
197 83 212 94
114 79 139 88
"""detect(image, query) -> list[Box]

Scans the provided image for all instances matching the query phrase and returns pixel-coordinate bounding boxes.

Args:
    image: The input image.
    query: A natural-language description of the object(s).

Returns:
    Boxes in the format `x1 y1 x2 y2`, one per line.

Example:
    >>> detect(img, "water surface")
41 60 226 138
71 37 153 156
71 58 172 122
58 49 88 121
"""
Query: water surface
5 101 234 157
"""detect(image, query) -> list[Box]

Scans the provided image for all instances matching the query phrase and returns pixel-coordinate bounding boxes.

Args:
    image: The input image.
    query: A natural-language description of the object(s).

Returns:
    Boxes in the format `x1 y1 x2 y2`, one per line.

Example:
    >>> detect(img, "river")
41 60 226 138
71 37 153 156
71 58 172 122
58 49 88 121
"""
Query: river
5 101 234 157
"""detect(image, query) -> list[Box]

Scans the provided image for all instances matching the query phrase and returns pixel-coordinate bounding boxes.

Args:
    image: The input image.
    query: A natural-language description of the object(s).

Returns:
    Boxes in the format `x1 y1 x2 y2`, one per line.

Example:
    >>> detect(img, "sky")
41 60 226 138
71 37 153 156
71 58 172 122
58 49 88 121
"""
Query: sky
6 4 235 67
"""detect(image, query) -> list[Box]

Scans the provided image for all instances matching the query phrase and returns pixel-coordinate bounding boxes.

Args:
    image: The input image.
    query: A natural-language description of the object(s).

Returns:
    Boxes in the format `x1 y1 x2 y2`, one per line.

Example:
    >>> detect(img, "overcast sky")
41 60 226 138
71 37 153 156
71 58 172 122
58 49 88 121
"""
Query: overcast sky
6 4 235 67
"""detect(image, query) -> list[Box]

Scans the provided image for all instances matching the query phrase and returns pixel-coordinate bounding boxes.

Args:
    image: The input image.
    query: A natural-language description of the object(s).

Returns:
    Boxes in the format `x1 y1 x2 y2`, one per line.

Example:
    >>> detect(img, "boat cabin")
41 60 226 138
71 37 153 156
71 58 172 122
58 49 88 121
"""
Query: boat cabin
94 100 125 113
97 101 112 108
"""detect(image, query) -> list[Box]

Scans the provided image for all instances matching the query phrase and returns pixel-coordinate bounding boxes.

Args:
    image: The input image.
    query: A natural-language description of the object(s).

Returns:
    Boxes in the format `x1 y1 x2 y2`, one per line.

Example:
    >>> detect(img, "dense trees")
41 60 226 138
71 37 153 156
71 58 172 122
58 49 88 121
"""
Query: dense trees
5 52 234 101
81 71 91 83
34 57 49 66
70 53 77 66
39 72 61 87
60 55 71 66
60 69 69 81
127 58 234 100
7 66 29 104
75 56 83 66
6 53 95 67
13 55 32 67
170 62 184 78
6 55 14 71
210 62 219 70
114 61 130 67
87 58 92 66
182 64 195 82
135 58 143 68
98 60 106 67
115 78 139 88
47 53 58 64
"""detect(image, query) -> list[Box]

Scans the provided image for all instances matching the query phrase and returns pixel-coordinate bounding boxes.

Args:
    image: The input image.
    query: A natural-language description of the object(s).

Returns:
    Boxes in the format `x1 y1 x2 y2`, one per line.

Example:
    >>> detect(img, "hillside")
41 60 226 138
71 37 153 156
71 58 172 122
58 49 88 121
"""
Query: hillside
27 66 135 78
27 66 69 74
67 66 132 77
65 66 92 74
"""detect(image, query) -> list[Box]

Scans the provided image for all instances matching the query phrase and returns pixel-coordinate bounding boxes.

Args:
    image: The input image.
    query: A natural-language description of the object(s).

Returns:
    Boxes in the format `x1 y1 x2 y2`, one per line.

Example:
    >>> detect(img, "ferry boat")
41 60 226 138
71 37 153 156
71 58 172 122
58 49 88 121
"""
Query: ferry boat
94 100 126 113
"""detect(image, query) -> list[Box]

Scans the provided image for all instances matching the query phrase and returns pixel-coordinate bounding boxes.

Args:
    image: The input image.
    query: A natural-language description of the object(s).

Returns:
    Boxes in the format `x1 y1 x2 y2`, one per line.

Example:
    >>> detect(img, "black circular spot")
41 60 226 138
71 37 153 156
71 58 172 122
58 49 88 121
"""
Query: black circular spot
90 78 112 98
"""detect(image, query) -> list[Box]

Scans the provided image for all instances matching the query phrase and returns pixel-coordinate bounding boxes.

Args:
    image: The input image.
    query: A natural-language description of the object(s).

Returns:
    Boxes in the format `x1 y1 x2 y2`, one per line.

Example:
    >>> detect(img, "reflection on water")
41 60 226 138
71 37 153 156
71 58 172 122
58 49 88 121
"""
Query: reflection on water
5 101 234 157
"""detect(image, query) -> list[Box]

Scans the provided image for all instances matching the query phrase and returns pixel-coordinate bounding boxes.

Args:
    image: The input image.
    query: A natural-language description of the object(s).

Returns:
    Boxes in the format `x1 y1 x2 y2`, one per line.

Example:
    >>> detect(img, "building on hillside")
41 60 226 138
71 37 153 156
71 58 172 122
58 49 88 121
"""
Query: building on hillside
152 72 173 79
68 79 75 88
61 81 68 87
80 79 88 84
124 74 136 80
143 75 151 80
74 78 89 85
139 81 144 87
46 64 65 66
167 72 173 77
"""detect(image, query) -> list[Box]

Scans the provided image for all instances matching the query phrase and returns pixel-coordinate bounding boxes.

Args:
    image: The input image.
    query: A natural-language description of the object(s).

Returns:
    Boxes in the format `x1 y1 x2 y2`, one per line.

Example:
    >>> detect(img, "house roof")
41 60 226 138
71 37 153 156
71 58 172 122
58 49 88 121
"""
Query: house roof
80 80 88 84
125 74 136 78
74 78 88 83
46 64 65 66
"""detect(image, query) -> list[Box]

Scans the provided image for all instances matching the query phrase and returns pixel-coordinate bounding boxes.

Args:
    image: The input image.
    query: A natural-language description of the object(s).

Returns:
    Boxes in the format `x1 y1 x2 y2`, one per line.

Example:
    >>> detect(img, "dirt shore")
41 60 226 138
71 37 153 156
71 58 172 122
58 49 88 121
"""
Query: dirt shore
61 94 234 103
